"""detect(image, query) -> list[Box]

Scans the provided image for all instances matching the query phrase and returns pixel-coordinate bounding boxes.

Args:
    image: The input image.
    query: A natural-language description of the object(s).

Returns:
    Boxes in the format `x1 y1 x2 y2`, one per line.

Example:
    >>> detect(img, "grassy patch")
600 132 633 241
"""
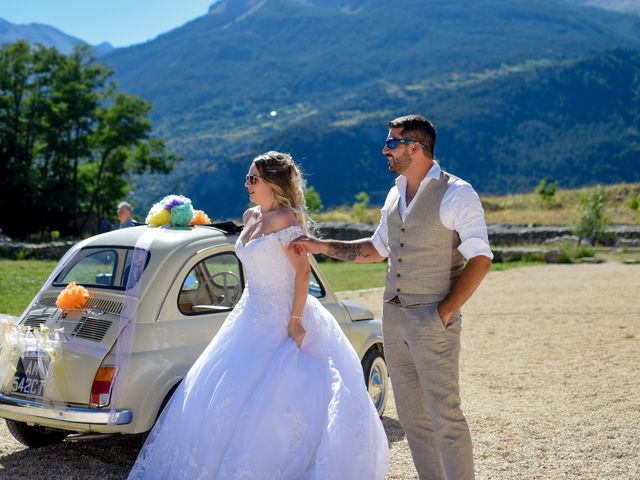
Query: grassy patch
0 259 57 316
480 182 640 225
0 258 389 308
313 182 640 226
593 247 640 264
314 206 381 225
315 257 547 290
314 261 388 291
490 260 545 271
552 243 596 263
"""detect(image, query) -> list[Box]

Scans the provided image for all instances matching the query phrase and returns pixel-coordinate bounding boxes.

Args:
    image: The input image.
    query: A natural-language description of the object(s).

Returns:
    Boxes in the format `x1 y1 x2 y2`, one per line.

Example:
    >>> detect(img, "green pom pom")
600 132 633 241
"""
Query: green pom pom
170 202 194 226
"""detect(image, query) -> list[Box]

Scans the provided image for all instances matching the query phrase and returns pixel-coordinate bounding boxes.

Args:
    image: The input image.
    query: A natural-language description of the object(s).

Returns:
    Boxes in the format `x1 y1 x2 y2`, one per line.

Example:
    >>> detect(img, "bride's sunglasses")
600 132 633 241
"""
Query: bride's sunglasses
246 174 262 185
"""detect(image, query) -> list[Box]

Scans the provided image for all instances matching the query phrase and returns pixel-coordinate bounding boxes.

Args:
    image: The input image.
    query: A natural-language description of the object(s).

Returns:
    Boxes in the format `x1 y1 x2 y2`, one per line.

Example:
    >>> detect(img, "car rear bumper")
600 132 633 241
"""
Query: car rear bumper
0 393 132 425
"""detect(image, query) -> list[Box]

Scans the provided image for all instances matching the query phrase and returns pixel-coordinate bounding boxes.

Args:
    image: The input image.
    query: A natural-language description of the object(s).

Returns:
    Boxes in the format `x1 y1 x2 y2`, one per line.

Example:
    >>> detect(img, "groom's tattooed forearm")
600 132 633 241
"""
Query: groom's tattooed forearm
327 241 372 261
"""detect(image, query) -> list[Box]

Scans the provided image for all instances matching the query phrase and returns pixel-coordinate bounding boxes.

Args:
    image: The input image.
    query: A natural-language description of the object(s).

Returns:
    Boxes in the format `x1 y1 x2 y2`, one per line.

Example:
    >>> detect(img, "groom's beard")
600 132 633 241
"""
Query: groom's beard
386 151 411 174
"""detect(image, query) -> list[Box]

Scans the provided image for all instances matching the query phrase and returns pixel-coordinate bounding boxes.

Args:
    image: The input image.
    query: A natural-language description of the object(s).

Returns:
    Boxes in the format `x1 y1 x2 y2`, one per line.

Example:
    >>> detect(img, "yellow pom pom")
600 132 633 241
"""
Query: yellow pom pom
146 204 172 227
56 282 89 311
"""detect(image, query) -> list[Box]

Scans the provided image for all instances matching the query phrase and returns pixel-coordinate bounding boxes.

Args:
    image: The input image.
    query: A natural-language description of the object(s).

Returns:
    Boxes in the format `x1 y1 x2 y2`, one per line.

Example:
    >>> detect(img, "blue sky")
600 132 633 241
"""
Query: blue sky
0 0 217 47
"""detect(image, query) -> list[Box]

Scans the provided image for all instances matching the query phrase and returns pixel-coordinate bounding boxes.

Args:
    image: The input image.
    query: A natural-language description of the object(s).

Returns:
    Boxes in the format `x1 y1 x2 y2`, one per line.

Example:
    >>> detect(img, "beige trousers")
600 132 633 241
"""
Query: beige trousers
382 301 475 480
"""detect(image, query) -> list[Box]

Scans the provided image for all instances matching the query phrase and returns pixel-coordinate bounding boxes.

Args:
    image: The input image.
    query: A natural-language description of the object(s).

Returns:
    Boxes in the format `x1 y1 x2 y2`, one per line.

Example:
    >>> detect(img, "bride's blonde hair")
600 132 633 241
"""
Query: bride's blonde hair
253 151 313 234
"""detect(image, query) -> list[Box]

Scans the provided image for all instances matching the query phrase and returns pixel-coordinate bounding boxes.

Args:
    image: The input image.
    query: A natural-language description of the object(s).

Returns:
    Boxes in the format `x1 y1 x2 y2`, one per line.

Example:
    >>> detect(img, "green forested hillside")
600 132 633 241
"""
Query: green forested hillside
173 48 640 218
98 0 640 218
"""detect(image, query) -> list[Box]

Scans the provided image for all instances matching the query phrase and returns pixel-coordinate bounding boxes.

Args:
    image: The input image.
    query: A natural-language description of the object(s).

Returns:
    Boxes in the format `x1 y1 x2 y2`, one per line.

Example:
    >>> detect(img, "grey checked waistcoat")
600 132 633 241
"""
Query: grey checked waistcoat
383 171 465 306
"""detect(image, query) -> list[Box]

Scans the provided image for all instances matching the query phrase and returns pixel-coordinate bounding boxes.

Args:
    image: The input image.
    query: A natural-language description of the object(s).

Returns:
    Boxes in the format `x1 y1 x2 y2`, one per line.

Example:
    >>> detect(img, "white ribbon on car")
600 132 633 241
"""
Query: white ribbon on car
108 228 159 424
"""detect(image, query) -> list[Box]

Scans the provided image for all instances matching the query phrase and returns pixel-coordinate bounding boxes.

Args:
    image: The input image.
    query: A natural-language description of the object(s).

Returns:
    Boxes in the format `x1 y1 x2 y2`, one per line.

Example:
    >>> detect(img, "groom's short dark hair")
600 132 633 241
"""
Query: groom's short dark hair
389 114 436 157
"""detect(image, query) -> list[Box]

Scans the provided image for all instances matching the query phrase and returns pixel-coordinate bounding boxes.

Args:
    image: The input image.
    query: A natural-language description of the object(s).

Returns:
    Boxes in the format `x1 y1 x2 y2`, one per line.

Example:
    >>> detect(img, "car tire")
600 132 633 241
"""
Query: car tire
362 347 388 417
6 419 69 448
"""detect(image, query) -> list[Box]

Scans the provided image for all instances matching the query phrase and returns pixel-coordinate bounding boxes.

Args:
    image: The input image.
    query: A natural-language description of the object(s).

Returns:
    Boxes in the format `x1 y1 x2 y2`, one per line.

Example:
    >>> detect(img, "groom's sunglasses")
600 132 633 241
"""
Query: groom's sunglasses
246 174 262 185
385 138 426 150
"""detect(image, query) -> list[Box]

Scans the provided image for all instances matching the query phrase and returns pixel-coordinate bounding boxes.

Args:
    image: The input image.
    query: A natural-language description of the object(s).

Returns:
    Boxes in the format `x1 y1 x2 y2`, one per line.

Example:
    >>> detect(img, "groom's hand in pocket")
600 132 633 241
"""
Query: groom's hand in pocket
437 303 453 328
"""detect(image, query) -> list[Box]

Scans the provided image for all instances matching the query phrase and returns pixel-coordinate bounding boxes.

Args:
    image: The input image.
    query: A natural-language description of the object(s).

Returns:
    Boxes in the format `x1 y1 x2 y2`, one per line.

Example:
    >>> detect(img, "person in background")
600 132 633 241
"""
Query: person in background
117 201 135 229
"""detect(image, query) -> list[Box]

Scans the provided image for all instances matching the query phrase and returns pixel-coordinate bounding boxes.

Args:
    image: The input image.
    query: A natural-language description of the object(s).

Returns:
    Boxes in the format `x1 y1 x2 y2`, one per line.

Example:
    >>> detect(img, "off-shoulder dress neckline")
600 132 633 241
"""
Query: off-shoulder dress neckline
238 224 301 248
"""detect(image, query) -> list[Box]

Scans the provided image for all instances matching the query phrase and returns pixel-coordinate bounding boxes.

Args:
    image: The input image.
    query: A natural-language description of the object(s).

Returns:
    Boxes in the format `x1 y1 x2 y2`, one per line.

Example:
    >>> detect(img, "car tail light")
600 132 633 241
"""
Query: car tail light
90 366 117 408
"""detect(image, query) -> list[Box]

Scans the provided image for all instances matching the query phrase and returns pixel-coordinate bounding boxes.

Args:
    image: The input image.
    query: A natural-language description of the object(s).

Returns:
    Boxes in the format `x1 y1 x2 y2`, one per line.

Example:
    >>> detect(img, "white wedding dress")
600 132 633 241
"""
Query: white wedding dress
128 226 389 479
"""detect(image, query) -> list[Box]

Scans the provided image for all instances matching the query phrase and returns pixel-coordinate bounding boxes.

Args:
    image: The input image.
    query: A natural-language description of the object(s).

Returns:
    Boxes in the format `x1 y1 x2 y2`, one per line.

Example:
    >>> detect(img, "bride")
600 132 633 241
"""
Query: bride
128 151 389 479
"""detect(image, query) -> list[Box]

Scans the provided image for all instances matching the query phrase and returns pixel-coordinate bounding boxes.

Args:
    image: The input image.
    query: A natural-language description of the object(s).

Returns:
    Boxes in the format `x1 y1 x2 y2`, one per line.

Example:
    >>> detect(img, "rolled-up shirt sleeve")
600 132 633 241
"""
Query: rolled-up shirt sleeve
370 192 393 258
371 212 390 258
442 182 493 260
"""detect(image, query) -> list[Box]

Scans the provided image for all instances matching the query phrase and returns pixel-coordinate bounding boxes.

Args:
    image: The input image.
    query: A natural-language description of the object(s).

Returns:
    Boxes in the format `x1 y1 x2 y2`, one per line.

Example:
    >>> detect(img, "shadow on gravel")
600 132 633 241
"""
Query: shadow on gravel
0 433 145 480
382 415 406 444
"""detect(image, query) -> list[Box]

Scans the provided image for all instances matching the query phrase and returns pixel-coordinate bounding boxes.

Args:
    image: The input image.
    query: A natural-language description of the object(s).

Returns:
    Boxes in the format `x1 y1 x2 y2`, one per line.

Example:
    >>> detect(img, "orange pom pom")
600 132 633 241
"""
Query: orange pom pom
189 210 212 226
56 282 89 311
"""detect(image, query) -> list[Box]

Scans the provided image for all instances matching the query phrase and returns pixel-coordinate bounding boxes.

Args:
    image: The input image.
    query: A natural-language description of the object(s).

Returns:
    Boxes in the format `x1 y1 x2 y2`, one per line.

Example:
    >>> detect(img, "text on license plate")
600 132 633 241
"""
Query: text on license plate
11 356 50 397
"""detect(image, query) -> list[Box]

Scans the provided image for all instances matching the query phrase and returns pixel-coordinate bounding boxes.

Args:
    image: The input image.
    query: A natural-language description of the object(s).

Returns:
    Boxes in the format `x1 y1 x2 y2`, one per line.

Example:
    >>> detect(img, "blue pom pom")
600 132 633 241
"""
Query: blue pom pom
170 202 194 226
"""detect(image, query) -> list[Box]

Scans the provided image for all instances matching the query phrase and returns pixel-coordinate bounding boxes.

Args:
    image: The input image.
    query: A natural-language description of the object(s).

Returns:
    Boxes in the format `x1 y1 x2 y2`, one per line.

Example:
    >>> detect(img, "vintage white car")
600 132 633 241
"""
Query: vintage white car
0 224 388 447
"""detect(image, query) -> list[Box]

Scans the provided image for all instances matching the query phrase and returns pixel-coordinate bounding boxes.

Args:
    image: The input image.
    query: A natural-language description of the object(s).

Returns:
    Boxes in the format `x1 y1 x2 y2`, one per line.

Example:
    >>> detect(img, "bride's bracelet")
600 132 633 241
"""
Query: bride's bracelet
290 314 303 320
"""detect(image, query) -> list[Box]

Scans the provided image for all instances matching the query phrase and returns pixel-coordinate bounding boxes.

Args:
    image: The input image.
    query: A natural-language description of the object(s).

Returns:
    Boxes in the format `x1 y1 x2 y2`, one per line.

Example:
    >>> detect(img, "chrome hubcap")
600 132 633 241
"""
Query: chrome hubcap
368 357 387 411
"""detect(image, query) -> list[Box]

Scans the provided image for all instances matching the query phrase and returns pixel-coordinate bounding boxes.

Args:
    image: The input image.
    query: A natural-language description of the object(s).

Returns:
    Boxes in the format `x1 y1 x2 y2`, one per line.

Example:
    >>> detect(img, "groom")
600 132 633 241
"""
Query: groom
290 114 492 479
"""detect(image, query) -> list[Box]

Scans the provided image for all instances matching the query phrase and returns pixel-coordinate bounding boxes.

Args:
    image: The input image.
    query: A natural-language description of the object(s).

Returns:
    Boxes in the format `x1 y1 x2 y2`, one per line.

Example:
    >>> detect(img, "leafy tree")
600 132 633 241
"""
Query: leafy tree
0 41 180 238
304 186 323 214
0 41 43 236
535 179 558 209
38 44 109 233
573 186 610 244
80 94 179 228
352 191 370 223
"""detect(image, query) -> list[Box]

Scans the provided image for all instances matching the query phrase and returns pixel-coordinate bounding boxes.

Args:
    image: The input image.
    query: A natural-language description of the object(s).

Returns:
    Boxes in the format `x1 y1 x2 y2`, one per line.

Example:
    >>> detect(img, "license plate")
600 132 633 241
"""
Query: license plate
11 354 50 397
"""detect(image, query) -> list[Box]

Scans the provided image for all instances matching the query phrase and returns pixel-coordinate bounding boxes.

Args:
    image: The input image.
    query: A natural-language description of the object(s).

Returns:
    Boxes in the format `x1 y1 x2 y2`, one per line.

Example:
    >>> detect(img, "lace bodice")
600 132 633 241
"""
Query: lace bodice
235 225 303 301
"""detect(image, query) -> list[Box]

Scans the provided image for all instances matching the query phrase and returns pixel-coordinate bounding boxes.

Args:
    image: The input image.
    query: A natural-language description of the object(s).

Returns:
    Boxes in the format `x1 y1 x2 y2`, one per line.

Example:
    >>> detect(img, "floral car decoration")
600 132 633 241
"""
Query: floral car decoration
145 194 212 228
56 283 89 311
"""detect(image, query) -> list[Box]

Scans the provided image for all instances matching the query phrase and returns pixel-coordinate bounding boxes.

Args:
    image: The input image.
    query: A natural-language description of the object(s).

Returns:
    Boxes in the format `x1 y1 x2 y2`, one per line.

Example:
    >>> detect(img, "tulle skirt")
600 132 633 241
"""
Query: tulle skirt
128 293 389 479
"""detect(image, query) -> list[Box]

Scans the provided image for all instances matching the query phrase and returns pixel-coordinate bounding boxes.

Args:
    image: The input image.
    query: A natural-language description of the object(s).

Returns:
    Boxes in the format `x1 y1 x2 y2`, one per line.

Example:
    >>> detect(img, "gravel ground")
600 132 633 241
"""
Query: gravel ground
1 263 638 479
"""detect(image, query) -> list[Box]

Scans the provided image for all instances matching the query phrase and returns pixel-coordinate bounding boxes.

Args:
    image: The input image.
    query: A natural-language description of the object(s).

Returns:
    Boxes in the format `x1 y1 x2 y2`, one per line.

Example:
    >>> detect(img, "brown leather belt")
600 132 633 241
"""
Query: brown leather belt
387 296 401 304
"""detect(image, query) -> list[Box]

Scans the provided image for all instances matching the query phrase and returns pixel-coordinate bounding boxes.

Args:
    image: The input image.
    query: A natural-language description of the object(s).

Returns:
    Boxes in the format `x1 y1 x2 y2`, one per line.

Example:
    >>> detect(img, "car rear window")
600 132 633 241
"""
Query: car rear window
54 247 149 290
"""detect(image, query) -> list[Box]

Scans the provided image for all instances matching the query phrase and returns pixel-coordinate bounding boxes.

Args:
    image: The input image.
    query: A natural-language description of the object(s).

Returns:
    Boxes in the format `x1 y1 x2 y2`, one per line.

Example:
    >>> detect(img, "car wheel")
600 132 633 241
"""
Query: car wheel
362 348 388 417
6 419 69 448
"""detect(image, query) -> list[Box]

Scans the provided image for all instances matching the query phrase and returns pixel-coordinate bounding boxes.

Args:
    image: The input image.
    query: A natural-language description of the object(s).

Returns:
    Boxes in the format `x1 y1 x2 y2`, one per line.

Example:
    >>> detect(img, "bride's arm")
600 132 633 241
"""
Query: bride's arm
285 238 310 347
268 209 309 347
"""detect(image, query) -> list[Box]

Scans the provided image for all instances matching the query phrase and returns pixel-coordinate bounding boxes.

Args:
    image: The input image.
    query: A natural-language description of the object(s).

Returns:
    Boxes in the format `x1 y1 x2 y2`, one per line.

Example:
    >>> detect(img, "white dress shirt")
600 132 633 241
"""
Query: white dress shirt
371 161 493 260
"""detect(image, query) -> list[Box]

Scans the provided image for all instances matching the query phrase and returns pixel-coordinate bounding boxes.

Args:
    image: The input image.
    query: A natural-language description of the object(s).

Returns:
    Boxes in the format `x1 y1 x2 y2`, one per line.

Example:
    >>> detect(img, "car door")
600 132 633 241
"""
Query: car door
154 247 245 365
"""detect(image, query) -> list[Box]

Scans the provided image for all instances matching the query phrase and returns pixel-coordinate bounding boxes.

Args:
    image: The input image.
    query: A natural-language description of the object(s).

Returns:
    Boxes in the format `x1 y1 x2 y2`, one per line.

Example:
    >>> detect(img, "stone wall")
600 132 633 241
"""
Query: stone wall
316 222 640 247
0 223 638 260
0 241 76 260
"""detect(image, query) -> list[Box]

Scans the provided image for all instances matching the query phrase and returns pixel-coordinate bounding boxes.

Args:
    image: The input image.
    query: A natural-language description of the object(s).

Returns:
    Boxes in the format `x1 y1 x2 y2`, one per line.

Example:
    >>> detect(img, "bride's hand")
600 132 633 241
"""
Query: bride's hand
288 318 306 348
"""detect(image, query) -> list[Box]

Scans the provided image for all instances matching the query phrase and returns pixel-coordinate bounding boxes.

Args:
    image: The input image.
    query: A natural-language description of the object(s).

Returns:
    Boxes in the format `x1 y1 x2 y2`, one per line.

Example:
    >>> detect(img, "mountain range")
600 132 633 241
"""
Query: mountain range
5 1 640 218
0 18 112 55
